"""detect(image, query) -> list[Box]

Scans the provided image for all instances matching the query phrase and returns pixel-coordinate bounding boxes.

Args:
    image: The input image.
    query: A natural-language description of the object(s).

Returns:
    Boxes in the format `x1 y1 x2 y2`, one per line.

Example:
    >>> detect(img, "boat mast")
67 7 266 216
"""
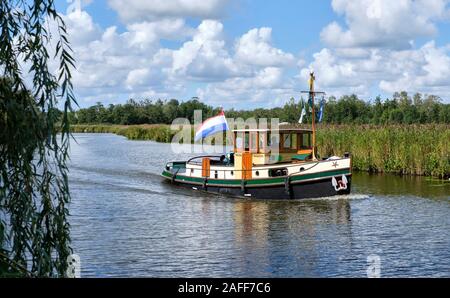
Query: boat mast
301 72 325 161
309 72 317 161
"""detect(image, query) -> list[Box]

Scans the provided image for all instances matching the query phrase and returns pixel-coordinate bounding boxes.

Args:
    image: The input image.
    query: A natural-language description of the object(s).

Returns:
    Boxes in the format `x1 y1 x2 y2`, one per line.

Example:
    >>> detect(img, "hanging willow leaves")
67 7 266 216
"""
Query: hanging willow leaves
0 1 76 276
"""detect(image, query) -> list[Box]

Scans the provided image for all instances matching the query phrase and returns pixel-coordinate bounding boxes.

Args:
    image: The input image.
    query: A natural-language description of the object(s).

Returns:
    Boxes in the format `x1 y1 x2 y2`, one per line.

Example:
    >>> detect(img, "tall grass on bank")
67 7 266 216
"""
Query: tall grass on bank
71 124 449 178
71 124 176 143
317 124 449 178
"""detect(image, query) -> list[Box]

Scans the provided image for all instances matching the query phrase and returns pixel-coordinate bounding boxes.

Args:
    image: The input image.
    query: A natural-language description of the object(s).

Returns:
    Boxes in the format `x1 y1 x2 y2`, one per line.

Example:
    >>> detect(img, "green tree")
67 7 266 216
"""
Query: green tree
1 1 75 276
162 99 180 123
68 92 450 126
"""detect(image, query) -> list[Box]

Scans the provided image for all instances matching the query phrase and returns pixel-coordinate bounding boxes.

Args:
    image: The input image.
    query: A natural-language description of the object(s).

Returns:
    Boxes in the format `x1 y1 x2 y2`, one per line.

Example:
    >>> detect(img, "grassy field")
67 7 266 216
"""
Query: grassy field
71 124 450 178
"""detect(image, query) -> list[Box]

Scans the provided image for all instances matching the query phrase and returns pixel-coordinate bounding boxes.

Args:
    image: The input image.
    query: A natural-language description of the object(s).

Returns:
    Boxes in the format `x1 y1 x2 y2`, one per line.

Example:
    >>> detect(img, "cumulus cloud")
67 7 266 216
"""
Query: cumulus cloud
107 0 229 23
298 0 450 100
53 8 301 107
235 28 295 67
301 42 450 99
171 20 244 80
379 41 450 94
321 0 450 49
196 67 299 106
56 10 186 103
64 10 102 45
126 19 193 49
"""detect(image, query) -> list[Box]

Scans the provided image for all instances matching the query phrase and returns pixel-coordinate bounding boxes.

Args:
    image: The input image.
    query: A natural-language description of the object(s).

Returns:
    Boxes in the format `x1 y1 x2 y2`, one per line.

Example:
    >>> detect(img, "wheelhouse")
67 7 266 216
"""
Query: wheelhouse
232 128 314 165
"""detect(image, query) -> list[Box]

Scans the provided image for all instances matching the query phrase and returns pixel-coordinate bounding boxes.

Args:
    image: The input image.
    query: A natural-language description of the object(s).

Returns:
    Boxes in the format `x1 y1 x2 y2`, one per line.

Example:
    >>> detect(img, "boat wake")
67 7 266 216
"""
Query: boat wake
302 193 371 202
69 164 160 180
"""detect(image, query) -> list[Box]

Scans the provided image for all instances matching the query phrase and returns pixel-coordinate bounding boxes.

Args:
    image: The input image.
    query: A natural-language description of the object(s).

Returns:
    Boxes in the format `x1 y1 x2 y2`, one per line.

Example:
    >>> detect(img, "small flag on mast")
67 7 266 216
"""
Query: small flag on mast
307 94 313 113
299 103 306 124
318 98 325 123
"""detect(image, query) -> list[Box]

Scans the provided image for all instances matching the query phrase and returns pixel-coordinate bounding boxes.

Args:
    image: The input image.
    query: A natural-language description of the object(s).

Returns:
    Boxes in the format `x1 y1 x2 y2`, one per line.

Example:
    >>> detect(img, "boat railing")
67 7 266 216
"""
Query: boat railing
187 155 226 164
165 161 187 173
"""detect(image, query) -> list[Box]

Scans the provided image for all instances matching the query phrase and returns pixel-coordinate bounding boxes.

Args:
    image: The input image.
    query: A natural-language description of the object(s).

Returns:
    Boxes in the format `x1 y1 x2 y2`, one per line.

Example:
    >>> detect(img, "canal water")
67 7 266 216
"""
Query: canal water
68 133 449 277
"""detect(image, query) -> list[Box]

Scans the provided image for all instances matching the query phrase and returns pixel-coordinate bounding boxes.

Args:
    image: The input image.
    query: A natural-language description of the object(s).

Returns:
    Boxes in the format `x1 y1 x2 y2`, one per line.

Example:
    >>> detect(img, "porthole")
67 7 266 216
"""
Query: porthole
231 171 234 176
300 167 305 172
255 171 260 176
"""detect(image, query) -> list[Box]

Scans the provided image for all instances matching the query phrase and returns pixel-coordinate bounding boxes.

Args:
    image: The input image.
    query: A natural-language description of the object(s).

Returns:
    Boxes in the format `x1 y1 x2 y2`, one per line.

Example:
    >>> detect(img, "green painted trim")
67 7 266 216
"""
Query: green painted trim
161 171 172 178
290 169 349 183
162 168 351 188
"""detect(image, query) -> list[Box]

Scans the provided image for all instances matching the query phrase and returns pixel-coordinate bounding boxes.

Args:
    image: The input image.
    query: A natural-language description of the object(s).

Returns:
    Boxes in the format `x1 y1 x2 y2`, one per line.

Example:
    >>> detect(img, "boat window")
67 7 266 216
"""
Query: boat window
250 132 258 153
235 133 244 152
291 134 298 150
301 133 311 148
259 132 267 153
283 134 291 149
244 132 250 151
268 133 279 150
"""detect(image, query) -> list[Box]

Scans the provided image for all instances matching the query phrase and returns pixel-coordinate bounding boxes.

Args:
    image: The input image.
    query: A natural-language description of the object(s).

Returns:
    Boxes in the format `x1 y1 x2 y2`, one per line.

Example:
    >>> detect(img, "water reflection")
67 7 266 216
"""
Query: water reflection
233 199 352 241
230 199 353 277
353 172 449 200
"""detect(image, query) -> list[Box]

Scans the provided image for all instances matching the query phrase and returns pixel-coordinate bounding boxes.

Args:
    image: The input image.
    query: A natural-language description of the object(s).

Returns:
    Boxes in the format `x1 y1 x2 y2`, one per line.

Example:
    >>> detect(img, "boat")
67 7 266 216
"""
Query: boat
161 73 352 199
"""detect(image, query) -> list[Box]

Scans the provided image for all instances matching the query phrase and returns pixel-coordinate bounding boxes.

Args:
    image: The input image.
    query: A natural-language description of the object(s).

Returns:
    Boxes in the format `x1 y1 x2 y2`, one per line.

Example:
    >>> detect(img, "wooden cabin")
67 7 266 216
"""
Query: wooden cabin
232 128 314 179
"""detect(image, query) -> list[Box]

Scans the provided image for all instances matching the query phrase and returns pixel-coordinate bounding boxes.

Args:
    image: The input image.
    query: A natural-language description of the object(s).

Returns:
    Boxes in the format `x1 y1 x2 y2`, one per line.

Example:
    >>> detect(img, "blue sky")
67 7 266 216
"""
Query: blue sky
55 0 450 108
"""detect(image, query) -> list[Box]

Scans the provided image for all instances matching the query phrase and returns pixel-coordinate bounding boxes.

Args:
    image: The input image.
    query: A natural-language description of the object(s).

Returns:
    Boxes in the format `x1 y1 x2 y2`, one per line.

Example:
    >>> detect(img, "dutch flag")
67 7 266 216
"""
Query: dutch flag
195 110 229 142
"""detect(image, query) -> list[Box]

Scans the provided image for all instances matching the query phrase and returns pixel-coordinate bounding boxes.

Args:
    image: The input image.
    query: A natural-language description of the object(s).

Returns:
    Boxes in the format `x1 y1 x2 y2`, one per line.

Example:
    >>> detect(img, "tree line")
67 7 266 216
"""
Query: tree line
68 91 450 125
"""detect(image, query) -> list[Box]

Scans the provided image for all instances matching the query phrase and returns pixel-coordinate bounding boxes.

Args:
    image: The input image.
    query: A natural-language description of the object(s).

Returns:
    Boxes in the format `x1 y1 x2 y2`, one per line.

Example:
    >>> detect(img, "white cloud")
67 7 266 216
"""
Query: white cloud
64 10 102 45
301 48 358 89
321 0 450 49
379 41 450 94
196 67 299 106
54 9 301 107
59 11 185 103
235 28 295 67
108 0 228 23
299 0 450 100
301 42 450 99
171 20 243 80
126 19 193 49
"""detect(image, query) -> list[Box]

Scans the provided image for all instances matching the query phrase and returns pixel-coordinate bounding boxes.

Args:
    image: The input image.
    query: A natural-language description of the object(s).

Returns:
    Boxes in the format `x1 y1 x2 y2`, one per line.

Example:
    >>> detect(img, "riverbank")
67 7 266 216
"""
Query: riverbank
71 124 177 143
70 124 449 178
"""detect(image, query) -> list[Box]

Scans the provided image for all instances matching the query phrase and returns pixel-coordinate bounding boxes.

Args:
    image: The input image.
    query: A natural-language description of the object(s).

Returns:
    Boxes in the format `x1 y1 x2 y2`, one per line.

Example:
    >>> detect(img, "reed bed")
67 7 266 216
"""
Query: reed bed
70 124 176 143
71 124 449 178
317 124 449 178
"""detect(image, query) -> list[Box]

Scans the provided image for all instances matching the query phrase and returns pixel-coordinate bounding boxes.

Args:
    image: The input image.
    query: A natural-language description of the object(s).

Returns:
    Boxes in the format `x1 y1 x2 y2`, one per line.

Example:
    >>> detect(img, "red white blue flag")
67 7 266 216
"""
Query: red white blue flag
195 110 229 141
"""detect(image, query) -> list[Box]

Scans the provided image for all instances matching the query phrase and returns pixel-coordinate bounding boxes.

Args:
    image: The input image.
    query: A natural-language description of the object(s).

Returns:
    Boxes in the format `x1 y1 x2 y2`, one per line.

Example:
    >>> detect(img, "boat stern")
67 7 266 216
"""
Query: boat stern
162 161 187 180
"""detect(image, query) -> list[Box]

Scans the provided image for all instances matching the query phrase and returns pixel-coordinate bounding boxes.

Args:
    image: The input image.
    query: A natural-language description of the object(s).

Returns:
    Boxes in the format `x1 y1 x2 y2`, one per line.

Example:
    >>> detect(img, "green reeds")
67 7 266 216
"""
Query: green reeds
70 124 177 143
316 124 449 178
